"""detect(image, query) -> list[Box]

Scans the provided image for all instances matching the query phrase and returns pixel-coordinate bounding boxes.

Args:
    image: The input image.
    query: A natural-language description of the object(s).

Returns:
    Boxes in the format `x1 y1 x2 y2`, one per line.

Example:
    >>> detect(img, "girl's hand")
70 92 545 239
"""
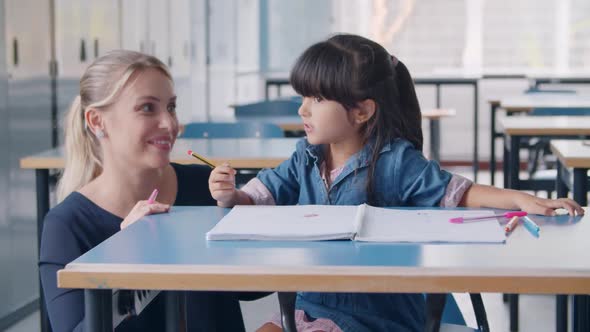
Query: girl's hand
120 200 170 229
209 163 238 206
516 195 585 216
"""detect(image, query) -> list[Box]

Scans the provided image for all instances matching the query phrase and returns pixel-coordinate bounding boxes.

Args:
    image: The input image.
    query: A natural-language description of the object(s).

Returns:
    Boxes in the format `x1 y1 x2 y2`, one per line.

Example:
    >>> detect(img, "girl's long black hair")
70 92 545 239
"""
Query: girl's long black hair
290 34 423 204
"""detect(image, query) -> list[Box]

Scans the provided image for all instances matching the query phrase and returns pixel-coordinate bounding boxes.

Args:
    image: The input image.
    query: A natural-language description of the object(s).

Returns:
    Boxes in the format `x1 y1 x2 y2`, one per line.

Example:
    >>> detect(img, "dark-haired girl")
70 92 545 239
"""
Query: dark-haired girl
209 34 583 331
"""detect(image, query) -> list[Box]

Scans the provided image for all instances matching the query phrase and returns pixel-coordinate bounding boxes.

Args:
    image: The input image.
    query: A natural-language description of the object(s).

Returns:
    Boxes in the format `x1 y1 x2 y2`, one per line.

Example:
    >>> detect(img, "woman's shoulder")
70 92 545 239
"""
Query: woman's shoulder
44 192 120 234
44 192 93 226
41 192 118 262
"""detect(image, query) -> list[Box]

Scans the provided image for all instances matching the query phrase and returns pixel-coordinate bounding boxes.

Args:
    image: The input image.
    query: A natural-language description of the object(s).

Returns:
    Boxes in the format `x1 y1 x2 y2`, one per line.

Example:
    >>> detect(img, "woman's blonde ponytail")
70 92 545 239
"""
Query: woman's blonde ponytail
56 96 102 201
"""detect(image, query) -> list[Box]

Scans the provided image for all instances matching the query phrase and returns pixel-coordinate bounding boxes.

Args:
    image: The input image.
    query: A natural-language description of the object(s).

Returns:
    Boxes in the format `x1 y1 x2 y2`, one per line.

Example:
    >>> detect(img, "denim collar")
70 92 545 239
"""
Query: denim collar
304 138 394 171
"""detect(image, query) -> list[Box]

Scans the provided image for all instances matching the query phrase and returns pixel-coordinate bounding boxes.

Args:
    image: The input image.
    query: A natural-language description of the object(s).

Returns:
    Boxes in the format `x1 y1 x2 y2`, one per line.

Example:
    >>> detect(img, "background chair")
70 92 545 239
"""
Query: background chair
233 99 301 117
180 122 285 184
234 99 304 137
181 122 285 139
426 293 489 332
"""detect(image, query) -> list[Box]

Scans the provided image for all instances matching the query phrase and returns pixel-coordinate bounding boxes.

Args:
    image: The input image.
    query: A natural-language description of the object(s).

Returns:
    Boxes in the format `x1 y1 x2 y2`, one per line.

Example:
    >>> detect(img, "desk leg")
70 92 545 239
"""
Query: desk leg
509 136 520 190
429 118 440 162
573 168 588 206
490 103 498 186
503 136 510 189
509 294 518 332
573 295 589 332
165 291 181 332
265 83 269 101
432 85 441 162
278 292 297 332
556 162 568 198
85 289 112 332
473 82 479 183
36 169 51 332
556 295 568 332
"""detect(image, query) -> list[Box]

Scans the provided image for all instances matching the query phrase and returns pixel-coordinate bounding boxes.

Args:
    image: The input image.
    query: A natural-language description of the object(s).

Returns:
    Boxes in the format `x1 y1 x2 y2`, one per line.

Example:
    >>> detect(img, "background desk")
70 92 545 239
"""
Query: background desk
551 140 590 205
499 116 590 191
488 94 590 186
59 206 590 332
530 75 590 89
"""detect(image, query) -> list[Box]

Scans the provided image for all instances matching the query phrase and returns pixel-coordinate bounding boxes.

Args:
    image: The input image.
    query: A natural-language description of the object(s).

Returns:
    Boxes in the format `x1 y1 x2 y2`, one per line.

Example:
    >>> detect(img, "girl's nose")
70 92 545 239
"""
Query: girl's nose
298 98 310 117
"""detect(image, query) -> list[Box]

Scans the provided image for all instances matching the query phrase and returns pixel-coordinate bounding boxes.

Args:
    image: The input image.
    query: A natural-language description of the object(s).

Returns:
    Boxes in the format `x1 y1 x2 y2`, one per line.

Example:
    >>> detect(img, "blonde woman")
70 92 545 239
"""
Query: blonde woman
39 50 261 331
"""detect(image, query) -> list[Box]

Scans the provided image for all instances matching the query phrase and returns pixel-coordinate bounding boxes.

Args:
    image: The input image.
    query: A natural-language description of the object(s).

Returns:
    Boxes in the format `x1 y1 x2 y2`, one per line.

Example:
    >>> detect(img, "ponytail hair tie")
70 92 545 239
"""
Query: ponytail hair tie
390 54 399 68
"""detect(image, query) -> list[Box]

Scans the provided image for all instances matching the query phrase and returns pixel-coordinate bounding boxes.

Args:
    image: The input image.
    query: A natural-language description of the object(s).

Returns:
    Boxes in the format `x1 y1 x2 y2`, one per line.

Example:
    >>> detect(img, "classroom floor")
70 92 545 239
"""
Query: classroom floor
5 169 572 332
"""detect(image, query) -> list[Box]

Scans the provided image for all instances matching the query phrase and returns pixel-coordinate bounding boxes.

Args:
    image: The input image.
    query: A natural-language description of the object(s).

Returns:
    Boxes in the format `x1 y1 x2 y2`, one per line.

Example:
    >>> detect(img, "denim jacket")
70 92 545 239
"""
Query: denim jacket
257 138 453 207
252 138 467 332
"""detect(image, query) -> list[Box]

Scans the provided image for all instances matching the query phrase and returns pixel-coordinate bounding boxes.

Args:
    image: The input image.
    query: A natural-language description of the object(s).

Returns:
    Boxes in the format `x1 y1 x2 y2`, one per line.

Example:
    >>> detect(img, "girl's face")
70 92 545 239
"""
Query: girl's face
100 68 179 170
298 96 360 145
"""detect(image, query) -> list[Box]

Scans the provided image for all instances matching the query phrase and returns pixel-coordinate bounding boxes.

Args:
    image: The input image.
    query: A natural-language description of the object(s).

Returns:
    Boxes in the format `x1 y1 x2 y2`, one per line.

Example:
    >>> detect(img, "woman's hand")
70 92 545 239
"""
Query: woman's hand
209 163 238 207
515 194 585 216
120 200 170 229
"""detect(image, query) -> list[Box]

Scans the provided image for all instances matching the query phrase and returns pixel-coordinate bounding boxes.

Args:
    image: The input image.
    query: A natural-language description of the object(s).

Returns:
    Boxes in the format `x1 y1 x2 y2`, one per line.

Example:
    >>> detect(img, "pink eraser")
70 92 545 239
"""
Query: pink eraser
449 217 464 224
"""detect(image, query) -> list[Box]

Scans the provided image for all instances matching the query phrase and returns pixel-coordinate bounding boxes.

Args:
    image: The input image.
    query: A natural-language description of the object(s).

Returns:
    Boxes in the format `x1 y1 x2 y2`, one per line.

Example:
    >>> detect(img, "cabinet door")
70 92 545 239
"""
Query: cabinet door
187 0 208 120
55 0 87 78
4 0 51 79
3 0 53 325
121 0 148 52
148 0 169 65
170 0 191 77
208 0 236 119
88 0 121 59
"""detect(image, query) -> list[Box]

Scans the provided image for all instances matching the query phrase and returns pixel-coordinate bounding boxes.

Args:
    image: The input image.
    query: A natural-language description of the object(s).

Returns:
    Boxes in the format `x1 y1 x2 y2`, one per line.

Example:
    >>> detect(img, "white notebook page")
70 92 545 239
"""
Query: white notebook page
355 206 506 243
207 205 358 241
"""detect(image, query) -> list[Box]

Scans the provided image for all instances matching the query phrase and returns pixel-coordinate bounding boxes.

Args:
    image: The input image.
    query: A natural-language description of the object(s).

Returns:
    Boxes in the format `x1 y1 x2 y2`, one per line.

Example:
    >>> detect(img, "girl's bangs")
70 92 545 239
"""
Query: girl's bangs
289 43 357 104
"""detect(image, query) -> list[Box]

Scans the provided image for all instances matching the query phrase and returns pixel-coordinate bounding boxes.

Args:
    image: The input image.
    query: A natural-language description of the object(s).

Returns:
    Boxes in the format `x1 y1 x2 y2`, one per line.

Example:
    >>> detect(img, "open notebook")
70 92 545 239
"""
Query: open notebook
206 204 506 243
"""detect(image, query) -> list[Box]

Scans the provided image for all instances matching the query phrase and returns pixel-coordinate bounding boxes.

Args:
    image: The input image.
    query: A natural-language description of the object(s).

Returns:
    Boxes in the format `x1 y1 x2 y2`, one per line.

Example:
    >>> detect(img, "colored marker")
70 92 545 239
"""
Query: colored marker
187 150 216 168
147 189 159 204
504 216 519 233
522 216 540 235
450 211 527 224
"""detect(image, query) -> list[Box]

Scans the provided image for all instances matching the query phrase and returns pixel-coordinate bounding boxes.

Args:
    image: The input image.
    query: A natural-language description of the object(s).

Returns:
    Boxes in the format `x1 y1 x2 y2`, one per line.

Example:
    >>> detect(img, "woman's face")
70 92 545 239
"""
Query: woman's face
101 68 179 170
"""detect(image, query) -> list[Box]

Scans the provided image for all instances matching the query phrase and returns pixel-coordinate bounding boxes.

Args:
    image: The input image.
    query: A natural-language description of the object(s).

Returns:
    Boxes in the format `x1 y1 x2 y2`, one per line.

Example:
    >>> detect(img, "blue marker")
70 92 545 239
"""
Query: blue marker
522 216 540 236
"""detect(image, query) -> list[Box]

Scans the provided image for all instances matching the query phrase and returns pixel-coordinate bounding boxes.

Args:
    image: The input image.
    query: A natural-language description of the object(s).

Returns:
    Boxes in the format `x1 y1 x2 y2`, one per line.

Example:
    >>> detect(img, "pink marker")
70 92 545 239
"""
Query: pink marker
147 189 159 204
450 211 527 224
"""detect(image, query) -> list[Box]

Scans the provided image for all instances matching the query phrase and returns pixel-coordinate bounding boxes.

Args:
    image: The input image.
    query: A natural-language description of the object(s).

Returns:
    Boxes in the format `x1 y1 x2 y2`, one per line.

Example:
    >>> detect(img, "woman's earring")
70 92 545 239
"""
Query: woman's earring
95 129 105 139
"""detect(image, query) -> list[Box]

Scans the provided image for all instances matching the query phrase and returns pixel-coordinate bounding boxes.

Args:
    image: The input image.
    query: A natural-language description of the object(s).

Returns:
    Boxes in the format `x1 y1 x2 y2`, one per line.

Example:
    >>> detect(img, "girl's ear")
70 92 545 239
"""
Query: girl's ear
353 99 376 125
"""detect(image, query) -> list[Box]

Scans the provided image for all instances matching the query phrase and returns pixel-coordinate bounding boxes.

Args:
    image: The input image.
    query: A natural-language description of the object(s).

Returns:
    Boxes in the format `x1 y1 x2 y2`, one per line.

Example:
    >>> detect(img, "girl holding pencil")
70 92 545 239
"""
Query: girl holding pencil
209 34 584 332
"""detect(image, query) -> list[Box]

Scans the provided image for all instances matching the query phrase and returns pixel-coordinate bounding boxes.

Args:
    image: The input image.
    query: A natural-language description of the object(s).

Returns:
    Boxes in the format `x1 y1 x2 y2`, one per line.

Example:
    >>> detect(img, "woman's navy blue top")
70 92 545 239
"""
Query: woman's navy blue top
39 163 251 332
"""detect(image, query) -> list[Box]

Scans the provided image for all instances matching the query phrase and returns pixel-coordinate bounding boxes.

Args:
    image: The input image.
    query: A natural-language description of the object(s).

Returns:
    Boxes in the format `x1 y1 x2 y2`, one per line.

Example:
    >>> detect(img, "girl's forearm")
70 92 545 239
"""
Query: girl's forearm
459 183 528 210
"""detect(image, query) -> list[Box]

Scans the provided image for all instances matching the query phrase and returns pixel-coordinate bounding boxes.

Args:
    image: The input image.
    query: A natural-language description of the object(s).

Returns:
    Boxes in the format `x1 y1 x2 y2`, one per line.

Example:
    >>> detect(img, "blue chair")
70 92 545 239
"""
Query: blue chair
180 122 285 184
234 99 301 117
426 293 488 331
181 122 285 139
